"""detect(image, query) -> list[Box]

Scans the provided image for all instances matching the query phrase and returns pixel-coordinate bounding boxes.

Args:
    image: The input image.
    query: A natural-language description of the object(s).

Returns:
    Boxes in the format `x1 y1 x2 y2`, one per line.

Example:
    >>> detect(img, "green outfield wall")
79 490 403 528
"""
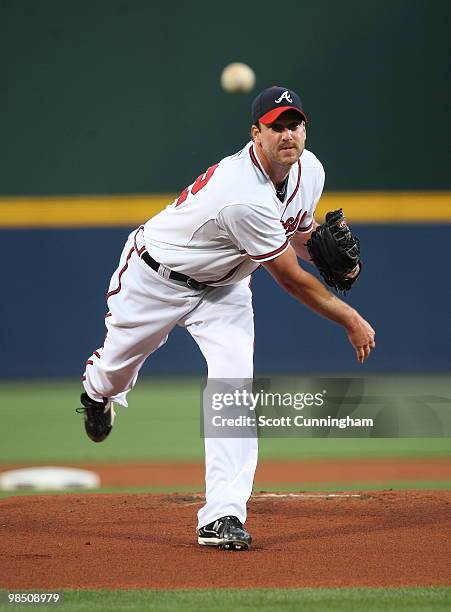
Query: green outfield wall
1 0 449 195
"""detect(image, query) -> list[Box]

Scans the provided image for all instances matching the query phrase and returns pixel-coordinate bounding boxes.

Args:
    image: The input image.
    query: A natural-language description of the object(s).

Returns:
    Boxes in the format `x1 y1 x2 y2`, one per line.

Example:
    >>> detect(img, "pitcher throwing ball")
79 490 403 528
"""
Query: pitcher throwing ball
77 86 375 551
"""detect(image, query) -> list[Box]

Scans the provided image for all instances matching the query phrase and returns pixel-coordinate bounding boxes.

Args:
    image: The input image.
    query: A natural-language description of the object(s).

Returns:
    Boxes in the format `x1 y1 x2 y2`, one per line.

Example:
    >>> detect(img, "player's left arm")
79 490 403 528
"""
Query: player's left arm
290 220 319 263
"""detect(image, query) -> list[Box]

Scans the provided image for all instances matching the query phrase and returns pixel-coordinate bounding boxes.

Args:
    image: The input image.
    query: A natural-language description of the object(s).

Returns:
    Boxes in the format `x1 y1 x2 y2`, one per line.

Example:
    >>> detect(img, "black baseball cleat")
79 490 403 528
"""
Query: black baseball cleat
76 392 115 443
197 515 252 551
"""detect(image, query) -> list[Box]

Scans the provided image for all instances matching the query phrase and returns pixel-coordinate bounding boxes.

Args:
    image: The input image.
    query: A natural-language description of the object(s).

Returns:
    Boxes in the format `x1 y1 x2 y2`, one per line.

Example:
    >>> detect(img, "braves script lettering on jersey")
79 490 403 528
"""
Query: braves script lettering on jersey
144 142 324 286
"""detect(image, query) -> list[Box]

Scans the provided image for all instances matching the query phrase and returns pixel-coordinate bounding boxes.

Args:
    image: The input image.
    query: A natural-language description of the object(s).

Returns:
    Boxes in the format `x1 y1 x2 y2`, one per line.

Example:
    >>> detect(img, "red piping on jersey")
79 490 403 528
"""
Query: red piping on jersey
286 160 301 206
86 360 94 366
250 238 289 261
107 226 145 300
106 246 134 299
93 351 100 358
133 225 146 256
249 146 265 176
297 220 314 233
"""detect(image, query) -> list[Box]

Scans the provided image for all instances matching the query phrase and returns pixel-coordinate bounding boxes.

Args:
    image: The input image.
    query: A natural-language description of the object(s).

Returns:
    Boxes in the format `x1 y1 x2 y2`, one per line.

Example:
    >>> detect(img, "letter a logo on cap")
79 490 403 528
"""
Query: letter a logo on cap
275 91 293 104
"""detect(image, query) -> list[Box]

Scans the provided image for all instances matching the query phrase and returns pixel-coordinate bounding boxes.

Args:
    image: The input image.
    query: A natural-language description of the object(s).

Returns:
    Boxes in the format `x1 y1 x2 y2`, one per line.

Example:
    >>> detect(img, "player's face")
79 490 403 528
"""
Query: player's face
253 110 306 167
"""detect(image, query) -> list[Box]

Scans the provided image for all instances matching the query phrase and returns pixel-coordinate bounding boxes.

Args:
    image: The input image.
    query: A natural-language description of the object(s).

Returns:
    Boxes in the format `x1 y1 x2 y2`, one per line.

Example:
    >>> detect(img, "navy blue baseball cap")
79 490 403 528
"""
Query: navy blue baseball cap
251 86 307 125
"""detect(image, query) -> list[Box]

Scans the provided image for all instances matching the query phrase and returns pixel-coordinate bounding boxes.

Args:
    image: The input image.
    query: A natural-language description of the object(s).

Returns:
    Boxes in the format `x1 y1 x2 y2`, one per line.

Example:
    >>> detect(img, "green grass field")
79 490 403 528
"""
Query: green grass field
1 377 450 611
1 588 450 611
1 377 450 464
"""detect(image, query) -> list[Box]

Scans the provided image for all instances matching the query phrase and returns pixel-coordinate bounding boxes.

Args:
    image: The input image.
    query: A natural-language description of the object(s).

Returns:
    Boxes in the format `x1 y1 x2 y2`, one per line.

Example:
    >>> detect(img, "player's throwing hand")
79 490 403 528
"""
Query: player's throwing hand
345 315 376 364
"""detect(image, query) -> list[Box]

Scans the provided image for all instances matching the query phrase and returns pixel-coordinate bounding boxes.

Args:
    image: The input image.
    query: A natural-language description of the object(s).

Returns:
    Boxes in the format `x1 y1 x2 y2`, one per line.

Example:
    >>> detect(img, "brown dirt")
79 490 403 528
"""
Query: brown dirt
2 457 451 488
1 490 450 589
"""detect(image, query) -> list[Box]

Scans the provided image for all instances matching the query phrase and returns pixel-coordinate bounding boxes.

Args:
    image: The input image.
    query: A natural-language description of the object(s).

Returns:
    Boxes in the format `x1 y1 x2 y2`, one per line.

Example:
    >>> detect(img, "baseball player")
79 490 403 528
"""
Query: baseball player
77 86 375 551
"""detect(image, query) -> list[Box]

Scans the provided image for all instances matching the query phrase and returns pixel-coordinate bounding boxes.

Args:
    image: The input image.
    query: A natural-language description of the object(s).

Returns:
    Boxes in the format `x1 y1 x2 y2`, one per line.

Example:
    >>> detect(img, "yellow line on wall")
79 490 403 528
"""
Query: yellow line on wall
0 192 450 228
318 192 451 223
0 194 174 228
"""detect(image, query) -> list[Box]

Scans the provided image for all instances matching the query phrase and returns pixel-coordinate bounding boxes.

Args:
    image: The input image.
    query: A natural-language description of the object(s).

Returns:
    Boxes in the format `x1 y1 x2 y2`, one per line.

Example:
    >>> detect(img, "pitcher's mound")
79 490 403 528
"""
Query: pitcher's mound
1 490 450 589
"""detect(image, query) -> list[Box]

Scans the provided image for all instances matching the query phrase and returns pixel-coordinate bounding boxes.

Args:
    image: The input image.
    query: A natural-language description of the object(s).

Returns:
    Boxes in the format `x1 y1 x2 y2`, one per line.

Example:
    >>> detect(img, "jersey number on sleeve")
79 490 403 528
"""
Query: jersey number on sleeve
175 163 219 206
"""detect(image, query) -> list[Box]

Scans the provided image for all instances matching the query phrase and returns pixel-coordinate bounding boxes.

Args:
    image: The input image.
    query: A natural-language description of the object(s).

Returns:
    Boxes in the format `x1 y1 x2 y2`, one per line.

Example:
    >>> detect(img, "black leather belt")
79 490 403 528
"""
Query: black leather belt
141 251 207 291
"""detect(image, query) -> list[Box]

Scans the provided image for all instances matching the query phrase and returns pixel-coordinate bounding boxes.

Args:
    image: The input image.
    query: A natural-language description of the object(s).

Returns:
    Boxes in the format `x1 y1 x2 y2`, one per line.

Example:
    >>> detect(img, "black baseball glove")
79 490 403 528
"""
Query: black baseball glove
306 209 361 293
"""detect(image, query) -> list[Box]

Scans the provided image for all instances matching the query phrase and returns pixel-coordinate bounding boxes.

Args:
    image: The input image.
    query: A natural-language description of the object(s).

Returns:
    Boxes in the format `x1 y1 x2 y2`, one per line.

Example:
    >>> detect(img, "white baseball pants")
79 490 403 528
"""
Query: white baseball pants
83 228 258 528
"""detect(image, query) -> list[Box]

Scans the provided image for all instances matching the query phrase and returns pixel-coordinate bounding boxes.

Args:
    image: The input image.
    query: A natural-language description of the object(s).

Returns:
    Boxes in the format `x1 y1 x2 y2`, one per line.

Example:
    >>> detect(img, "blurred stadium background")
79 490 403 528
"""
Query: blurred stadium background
0 0 450 475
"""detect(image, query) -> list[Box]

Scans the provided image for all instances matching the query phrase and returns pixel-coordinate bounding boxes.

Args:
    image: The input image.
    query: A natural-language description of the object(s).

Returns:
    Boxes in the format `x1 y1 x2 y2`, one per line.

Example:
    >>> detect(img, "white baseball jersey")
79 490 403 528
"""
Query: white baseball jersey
144 141 325 286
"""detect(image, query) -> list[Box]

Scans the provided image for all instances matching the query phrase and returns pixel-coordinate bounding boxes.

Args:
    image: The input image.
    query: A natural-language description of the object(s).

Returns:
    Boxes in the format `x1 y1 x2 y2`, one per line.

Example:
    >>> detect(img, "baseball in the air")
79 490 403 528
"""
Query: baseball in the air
220 62 256 94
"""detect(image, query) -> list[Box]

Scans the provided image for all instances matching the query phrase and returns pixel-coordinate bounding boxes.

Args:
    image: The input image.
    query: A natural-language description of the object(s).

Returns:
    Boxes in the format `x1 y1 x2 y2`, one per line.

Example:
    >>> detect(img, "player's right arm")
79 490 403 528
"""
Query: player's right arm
263 245 375 363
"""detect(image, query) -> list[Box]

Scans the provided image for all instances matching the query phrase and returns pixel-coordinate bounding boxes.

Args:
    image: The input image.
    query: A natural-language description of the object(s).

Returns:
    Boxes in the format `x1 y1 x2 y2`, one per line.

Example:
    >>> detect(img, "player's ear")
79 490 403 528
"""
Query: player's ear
251 123 260 142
